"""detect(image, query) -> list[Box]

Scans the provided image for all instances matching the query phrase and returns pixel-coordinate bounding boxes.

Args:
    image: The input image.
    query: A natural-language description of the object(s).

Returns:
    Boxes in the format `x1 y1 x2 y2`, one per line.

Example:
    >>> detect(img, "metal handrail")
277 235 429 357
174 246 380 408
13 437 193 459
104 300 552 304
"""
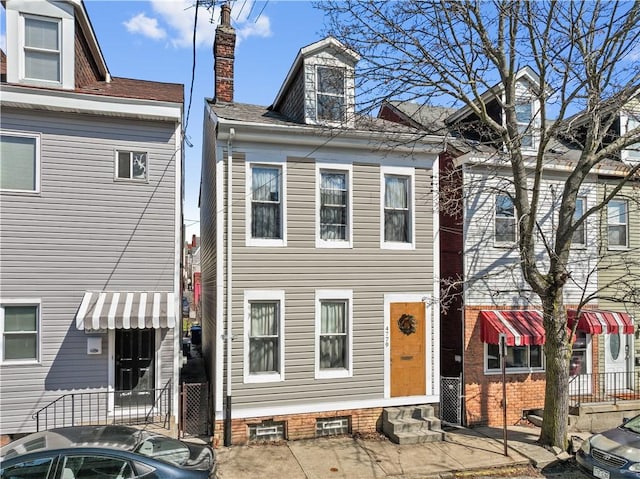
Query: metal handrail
33 381 172 432
569 371 639 407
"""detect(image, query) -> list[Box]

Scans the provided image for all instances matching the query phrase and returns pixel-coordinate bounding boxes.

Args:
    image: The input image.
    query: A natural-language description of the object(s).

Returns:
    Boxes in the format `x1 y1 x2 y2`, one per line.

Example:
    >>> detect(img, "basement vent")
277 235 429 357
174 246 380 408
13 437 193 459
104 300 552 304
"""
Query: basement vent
248 421 285 442
315 416 350 437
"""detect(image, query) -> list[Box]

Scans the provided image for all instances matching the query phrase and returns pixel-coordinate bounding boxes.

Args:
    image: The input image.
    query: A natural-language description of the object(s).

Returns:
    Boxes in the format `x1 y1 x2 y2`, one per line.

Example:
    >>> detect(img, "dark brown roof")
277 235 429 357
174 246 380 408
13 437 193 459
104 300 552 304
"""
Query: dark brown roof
76 76 183 103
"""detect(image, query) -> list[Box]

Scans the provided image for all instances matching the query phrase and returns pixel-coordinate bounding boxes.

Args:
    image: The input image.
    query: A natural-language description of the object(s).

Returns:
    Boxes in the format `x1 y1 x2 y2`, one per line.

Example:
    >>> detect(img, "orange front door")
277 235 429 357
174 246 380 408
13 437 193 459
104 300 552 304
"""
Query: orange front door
390 302 426 397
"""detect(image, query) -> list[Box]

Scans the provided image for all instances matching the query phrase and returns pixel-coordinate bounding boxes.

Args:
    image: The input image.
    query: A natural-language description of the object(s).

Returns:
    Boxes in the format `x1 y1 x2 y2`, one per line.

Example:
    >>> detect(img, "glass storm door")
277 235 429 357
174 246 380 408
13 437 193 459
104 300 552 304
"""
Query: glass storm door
604 333 630 392
115 329 155 407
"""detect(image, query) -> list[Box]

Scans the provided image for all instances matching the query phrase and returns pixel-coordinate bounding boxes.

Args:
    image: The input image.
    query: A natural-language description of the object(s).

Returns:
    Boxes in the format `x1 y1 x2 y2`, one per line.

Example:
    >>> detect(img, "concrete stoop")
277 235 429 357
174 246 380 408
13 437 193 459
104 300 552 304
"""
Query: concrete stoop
382 405 445 445
526 409 578 429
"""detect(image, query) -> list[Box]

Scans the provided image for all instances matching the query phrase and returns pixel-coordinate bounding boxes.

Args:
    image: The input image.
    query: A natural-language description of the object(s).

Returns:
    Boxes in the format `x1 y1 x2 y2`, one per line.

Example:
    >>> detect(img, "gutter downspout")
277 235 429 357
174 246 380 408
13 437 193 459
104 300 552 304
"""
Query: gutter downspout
224 127 235 446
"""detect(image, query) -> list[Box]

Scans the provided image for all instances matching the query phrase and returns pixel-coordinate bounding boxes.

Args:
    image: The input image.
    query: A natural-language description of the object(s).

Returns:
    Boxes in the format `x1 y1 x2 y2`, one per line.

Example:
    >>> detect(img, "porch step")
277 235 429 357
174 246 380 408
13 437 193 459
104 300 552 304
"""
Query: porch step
382 405 445 445
526 410 578 428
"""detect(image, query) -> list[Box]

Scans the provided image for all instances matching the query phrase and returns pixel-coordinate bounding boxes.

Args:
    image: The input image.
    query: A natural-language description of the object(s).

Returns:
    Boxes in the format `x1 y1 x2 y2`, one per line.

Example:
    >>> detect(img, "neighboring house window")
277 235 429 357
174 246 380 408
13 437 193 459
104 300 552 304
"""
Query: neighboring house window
0 133 39 192
572 197 586 245
316 66 345 122
570 331 589 376
486 343 543 372
607 199 628 248
315 290 353 379
244 290 285 383
515 98 533 148
627 116 640 160
116 151 147 181
24 16 61 83
251 166 282 239
382 167 414 248
1 302 40 363
317 164 352 247
495 194 516 243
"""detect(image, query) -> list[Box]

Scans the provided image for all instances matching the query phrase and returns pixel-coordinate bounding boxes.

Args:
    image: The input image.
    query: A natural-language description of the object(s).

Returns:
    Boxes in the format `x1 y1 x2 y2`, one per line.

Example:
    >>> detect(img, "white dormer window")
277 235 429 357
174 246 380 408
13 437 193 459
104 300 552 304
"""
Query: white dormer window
625 115 640 161
515 98 533 148
24 16 61 83
316 66 345 122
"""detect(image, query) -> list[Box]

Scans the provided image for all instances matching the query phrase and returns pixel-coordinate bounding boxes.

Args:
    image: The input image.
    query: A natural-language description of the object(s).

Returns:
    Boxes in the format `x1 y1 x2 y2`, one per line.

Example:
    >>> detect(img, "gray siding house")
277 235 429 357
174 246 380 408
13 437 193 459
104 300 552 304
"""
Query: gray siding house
0 0 183 437
201 9 443 445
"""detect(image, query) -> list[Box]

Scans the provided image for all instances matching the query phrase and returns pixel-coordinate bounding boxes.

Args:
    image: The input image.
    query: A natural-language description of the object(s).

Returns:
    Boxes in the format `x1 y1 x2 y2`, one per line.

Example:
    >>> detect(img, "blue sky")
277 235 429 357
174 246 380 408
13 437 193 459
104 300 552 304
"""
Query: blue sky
1 1 327 238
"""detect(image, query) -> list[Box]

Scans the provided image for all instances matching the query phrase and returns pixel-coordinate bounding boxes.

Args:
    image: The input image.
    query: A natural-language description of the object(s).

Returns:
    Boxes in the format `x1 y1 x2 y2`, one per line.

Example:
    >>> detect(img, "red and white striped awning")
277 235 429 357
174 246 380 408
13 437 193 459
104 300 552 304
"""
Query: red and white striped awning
76 291 177 331
567 309 634 335
479 310 545 346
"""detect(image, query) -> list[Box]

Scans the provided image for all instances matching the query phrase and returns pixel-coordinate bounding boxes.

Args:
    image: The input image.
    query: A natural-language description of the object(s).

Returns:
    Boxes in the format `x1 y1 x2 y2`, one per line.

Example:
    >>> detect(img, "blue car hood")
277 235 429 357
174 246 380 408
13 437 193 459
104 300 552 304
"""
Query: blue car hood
591 427 640 461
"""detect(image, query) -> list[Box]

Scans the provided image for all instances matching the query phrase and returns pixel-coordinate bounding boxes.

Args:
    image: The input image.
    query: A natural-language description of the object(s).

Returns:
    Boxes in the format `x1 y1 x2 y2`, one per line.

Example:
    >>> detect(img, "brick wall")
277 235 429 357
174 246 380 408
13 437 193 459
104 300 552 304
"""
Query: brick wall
464 306 546 426
214 26 235 103
74 19 102 87
212 407 383 446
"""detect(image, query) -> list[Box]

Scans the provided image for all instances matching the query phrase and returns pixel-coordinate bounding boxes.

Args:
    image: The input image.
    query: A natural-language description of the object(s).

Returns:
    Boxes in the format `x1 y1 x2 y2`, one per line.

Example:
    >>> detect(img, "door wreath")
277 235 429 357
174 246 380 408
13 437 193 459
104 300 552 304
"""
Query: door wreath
397 313 417 335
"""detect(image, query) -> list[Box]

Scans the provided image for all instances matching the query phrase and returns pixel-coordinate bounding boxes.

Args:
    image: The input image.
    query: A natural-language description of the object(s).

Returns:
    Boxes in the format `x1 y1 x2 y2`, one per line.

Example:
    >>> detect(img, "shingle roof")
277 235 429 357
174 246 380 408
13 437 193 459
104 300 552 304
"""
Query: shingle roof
209 100 420 134
76 77 183 103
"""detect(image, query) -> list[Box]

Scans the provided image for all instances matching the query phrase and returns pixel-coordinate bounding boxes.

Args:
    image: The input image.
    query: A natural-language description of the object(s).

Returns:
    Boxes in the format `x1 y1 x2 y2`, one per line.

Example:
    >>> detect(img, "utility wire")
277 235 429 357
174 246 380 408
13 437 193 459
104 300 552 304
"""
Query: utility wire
184 0 200 138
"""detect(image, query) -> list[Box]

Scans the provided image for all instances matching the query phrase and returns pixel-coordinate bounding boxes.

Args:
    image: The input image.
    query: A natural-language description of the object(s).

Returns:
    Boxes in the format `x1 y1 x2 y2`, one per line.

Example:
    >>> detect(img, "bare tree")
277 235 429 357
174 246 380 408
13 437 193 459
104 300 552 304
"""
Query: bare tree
319 0 640 447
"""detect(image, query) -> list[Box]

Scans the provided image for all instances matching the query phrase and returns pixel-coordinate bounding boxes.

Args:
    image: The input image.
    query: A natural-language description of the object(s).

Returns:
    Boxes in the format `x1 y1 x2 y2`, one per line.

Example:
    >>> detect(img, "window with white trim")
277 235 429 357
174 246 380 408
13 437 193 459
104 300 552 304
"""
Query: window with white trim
315 290 352 378
495 194 516 243
626 116 640 160
244 291 285 383
24 16 61 83
1 303 40 363
251 165 282 240
317 165 351 247
607 199 628 248
0 133 39 192
383 173 412 245
116 151 148 181
316 66 345 122
515 98 533 148
572 197 586 245
485 343 543 372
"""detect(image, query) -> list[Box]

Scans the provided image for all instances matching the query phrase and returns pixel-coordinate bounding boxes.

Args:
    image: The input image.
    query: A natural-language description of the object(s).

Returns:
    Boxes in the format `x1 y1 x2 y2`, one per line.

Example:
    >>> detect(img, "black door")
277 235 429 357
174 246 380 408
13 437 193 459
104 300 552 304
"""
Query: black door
115 329 155 407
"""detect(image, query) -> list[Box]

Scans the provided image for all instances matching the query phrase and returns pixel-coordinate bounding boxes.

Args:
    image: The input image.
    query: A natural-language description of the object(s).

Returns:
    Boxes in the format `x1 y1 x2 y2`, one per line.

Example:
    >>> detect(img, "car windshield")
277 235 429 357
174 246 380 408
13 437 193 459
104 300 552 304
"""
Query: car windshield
134 433 190 466
622 415 640 434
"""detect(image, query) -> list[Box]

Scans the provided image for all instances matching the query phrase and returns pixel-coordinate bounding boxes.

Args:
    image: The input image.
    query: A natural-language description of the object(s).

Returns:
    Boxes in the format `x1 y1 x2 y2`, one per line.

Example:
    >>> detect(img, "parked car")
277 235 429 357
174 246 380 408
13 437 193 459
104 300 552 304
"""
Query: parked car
0 425 215 478
577 414 640 479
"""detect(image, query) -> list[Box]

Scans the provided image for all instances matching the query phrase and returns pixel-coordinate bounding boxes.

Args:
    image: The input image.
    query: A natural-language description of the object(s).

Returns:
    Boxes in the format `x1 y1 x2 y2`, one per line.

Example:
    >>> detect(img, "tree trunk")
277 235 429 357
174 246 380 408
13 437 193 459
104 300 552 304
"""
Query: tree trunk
539 290 571 449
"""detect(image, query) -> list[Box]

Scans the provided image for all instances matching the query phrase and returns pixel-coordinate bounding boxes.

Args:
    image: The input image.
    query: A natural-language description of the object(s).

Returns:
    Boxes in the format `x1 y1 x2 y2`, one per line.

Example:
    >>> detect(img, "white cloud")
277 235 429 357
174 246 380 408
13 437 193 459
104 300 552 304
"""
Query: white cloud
123 12 167 40
123 0 271 49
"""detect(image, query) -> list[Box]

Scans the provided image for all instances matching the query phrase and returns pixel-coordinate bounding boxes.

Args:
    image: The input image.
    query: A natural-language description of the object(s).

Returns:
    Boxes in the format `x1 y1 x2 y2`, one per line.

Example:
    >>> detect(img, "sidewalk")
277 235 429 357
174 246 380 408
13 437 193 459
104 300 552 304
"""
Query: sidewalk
214 425 583 479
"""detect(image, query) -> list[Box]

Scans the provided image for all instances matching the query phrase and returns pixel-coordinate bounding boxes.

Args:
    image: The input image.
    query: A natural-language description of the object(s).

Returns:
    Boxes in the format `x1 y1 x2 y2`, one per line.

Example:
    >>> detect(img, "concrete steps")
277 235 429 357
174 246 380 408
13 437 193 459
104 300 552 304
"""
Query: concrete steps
382 405 445 444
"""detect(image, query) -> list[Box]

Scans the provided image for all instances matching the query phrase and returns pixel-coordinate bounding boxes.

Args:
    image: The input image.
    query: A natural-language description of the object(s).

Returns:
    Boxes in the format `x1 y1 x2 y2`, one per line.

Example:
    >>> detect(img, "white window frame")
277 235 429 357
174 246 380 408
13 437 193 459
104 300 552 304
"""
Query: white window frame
494 193 517 246
0 298 42 365
607 199 629 250
315 65 346 124
572 196 587 247
0 131 41 194
515 97 535 149
245 160 287 247
483 342 545 375
22 14 61 85
315 162 353 248
315 289 353 379
114 150 148 182
380 166 415 250
243 290 285 383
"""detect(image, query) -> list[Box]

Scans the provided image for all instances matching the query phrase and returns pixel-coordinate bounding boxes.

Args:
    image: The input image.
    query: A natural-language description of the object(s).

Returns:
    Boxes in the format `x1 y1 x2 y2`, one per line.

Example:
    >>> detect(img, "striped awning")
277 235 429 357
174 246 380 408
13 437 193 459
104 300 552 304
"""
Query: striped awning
567 309 634 335
479 310 545 346
76 292 177 331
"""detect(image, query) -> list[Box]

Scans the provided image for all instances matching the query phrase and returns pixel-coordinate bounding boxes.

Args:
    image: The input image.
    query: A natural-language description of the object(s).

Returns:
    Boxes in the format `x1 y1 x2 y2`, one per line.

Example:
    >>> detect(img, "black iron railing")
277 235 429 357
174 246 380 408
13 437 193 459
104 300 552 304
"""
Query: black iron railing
33 381 172 432
569 372 640 406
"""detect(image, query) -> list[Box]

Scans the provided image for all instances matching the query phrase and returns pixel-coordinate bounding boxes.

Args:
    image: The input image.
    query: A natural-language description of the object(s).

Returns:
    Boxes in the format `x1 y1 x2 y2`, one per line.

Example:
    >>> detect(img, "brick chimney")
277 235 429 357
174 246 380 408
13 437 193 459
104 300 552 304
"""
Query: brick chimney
214 3 236 103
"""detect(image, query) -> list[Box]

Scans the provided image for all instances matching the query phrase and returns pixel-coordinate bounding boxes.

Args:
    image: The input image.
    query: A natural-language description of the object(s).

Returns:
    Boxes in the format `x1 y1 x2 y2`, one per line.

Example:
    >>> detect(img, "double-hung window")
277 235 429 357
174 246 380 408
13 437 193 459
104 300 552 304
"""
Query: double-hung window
0 133 39 192
116 151 148 181
626 116 640 160
515 98 533 148
317 164 351 247
24 16 61 83
607 199 628 248
382 167 414 249
316 66 345 122
250 165 283 243
244 291 285 383
485 343 543 373
572 197 586 245
315 290 352 379
1 302 40 363
495 194 516 244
